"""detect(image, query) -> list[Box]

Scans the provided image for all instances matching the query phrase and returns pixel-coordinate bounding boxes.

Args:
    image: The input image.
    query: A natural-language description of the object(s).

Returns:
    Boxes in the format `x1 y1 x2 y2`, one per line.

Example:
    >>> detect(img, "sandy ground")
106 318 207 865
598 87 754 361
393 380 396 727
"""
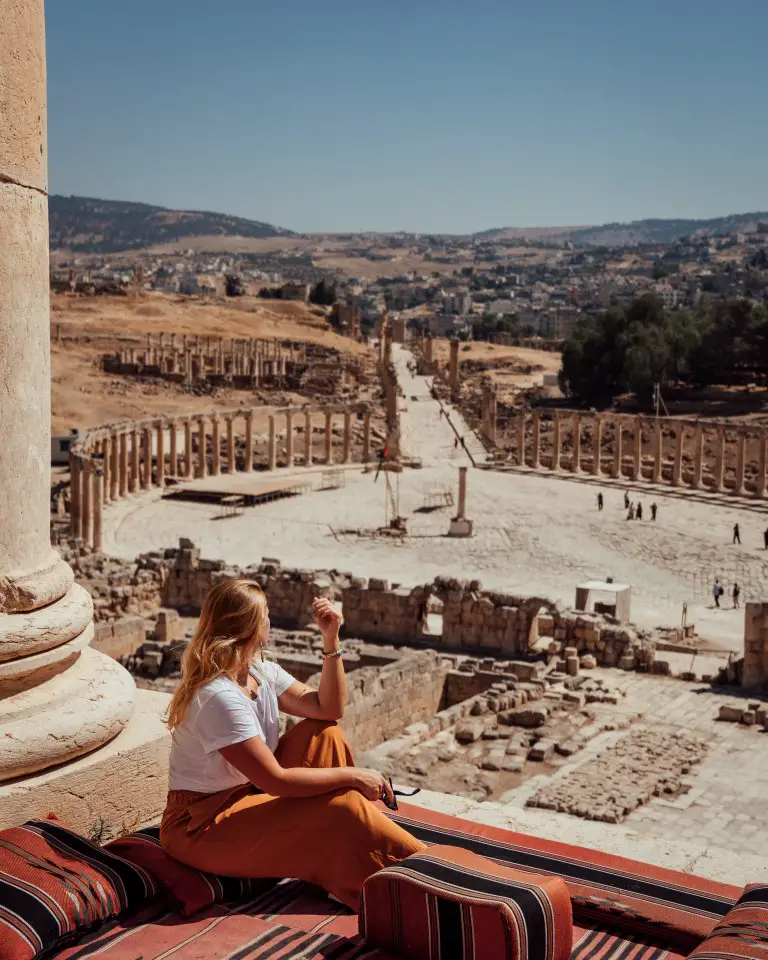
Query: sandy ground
102 346 768 654
50 293 372 433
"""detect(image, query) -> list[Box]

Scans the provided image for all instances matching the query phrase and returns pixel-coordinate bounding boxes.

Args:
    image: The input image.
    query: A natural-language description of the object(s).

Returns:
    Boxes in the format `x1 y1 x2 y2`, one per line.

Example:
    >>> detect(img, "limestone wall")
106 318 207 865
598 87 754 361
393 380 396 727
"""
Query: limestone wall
92 616 148 660
341 579 428 642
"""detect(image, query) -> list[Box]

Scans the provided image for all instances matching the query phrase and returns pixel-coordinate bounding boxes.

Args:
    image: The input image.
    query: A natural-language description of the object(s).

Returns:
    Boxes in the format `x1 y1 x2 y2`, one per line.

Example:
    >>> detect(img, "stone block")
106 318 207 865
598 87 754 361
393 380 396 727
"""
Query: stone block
741 710 756 726
455 719 486 744
528 739 555 762
501 755 525 773
566 656 579 677
718 704 743 722
506 706 548 728
579 654 597 670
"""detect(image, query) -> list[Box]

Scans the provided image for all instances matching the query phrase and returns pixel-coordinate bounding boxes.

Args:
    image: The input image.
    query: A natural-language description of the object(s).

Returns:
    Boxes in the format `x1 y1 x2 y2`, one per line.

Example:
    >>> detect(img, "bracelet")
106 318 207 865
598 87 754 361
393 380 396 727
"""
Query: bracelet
321 648 343 660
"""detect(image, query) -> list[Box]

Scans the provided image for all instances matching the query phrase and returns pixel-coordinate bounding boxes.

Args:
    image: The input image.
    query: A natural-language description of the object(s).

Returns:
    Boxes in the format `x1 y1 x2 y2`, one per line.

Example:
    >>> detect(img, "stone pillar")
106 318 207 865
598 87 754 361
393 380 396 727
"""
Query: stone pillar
593 418 603 476
633 418 642 481
92 464 103 551
304 411 313 467
226 416 235 473
168 420 178 478
119 431 128 497
448 466 473 537
197 416 207 479
342 410 352 463
102 434 111 504
285 411 294 467
449 340 460 401
692 426 704 489
572 416 581 473
130 428 140 493
141 427 152 490
672 425 684 487
613 419 623 479
653 421 663 483
715 428 725 492
551 413 561 471
518 413 526 467
69 454 82 540
184 420 193 479
244 412 253 472
268 414 277 471
155 422 165 489
81 459 93 547
756 429 767 499
362 411 372 463
211 416 221 475
110 431 119 500
735 431 746 495
531 414 541 468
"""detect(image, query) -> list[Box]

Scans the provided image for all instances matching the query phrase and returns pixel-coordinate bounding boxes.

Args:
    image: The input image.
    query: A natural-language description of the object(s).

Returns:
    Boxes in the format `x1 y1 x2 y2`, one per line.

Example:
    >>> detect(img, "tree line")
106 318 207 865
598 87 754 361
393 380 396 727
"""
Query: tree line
559 296 768 407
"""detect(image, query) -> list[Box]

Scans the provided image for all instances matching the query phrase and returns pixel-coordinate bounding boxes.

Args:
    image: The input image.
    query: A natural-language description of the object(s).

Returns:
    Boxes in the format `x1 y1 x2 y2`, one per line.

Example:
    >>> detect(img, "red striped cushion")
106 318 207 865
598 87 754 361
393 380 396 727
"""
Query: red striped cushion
360 844 573 960
0 820 157 960
105 825 273 916
688 886 768 960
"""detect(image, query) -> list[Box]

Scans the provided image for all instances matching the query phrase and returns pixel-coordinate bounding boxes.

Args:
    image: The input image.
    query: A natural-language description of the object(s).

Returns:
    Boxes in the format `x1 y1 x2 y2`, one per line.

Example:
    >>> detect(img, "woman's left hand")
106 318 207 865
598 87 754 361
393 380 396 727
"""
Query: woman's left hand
312 597 342 642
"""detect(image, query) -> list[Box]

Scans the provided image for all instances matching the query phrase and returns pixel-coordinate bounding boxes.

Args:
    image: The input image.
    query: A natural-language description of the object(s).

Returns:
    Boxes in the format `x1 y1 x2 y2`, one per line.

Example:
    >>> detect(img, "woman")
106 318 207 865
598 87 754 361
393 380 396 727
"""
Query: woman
160 579 424 910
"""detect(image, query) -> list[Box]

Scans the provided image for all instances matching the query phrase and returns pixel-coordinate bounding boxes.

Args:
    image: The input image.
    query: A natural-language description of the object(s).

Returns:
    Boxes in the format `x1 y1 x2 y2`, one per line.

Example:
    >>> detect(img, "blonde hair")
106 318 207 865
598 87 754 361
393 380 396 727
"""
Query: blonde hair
166 579 268 731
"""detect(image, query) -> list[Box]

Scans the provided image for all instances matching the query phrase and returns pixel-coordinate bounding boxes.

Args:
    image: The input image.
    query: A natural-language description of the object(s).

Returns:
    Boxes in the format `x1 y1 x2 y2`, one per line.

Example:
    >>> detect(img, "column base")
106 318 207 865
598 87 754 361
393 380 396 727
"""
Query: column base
448 517 474 537
0 689 171 838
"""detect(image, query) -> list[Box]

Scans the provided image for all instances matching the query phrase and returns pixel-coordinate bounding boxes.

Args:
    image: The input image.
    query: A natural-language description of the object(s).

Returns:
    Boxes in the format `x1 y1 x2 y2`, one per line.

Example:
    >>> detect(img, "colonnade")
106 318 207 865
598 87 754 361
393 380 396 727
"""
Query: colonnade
511 411 768 499
70 404 373 549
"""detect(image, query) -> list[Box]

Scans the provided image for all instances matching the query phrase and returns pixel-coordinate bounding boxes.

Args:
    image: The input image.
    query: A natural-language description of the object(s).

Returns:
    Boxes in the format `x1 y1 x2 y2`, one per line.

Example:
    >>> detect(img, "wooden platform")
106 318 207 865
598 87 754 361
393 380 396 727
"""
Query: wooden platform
162 475 312 507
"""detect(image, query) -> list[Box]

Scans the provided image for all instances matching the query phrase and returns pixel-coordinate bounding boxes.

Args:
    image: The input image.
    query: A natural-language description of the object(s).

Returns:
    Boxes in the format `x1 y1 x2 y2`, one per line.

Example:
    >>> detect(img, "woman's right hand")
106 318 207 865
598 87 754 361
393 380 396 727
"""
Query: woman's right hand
351 768 394 805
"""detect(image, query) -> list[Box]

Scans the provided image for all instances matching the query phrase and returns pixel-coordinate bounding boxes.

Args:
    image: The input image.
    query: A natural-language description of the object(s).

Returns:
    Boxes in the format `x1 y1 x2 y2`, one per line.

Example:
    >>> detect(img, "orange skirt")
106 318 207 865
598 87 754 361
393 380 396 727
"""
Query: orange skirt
159 718 425 910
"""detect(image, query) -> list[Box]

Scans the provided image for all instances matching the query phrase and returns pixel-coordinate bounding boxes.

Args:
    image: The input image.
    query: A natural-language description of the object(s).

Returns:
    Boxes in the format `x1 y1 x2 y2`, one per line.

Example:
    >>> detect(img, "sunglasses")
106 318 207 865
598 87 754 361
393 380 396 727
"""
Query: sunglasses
381 778 421 812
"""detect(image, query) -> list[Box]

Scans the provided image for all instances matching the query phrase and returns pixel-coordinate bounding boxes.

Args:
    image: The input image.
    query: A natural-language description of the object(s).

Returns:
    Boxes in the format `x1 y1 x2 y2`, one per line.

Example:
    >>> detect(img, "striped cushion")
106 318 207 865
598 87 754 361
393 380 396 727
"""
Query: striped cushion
688 886 768 960
360 844 573 960
105 825 273 917
0 820 157 960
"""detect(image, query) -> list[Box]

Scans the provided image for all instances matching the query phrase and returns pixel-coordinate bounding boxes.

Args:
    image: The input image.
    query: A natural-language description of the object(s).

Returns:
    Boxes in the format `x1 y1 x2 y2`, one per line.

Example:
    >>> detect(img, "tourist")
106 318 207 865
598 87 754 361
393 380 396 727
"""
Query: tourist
597 492 604 511
454 436 459 449
651 502 657 522
733 523 741 545
160 580 424 909
627 503 635 521
624 491 630 510
714 578 723 608
636 502 643 521
733 582 741 609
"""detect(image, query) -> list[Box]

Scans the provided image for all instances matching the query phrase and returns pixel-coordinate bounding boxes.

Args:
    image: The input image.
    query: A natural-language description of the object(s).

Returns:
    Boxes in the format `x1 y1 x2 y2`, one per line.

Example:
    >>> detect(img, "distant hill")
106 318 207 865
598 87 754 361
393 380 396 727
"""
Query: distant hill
476 212 768 247
49 195 293 253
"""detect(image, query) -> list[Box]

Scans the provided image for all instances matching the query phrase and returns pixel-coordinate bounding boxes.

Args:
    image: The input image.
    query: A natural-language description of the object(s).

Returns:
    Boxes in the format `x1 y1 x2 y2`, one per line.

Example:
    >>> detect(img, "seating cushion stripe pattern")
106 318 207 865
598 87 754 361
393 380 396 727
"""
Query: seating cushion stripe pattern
387 804 740 947
0 820 157 960
688 885 768 960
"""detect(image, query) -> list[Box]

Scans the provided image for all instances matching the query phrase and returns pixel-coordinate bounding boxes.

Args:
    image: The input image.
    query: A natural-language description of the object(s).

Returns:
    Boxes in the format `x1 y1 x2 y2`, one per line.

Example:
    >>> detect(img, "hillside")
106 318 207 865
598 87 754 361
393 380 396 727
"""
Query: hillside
49 196 293 253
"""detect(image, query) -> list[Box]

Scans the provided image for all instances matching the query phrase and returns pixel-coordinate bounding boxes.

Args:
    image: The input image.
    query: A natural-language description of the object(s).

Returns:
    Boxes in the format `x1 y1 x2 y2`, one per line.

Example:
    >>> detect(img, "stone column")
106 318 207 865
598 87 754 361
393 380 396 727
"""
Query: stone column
692 426 704 489
69 453 82 540
141 427 152 490
268 414 277 470
531 414 541 468
102 434 111 504
155 422 165 489
457 466 468 518
211 416 221 475
551 413 561 471
735 431 746 495
184 420 193 479
572 415 581 473
285 411 294 467
672 425 684 487
756 429 767 499
342 410 352 463
633 418 642 481
593 418 603 476
168 420 178 479
244 412 253 472
325 413 333 464
119 431 128 497
362 411 372 463
304 411 313 467
449 340 460 401
714 428 726 492
518 413 526 467
613 419 623 479
81 459 93 547
653 421 663 483
92 464 103 551
197 416 207 479
226 416 235 473
110 431 119 500
130 428 140 493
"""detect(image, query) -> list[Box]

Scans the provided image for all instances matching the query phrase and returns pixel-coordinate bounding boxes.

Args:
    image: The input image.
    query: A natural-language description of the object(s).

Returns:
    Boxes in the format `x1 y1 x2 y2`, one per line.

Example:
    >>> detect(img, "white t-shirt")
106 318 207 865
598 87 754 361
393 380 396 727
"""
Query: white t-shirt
168 660 296 793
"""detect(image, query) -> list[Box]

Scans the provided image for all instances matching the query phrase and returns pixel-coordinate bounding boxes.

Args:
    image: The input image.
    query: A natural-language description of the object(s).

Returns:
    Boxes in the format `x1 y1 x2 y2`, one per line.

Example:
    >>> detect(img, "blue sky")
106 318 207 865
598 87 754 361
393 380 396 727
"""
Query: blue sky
45 0 767 234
